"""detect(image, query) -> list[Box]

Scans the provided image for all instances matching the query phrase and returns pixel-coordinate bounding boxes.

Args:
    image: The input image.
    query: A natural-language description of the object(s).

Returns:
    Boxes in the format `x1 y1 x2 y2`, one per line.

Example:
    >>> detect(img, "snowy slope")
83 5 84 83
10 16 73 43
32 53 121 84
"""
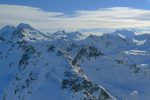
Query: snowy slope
63 31 150 100
0 24 114 100
0 23 150 100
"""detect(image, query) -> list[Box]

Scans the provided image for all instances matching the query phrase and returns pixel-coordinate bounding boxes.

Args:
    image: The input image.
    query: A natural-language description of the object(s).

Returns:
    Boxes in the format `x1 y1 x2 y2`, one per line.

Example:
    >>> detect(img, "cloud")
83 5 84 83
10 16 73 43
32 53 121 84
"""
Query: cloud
0 4 150 34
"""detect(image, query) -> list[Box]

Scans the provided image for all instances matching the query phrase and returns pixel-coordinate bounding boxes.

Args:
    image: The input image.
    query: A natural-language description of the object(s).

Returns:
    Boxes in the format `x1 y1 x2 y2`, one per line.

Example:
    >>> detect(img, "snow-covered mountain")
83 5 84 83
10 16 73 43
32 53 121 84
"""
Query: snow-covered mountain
0 23 150 100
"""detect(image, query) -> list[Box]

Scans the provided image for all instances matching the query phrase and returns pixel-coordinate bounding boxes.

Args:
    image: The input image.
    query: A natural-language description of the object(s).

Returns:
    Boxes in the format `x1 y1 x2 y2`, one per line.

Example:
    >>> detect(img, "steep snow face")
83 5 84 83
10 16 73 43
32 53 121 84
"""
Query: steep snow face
0 24 150 100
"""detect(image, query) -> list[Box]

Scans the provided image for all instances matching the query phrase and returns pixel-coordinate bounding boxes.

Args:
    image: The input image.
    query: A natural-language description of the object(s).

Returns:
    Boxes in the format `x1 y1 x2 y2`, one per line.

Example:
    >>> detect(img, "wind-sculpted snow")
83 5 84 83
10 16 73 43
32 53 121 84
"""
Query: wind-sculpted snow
0 23 150 100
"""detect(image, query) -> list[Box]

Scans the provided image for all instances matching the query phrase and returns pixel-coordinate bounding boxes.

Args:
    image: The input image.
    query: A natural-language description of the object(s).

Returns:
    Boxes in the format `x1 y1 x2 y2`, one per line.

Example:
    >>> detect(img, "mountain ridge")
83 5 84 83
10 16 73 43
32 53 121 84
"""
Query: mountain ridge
0 23 150 100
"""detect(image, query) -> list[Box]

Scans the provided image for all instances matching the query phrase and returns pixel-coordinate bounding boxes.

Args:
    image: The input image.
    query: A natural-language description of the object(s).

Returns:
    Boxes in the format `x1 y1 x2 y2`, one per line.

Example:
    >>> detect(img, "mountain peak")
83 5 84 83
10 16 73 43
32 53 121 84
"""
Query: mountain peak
0 25 16 40
67 31 85 40
113 29 136 38
0 25 15 33
0 23 47 41
17 23 35 31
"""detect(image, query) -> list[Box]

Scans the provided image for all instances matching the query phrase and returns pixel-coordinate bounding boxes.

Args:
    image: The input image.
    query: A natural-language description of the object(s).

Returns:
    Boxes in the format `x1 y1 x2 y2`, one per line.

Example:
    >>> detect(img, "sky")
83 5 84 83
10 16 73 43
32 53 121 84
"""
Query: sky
0 0 150 34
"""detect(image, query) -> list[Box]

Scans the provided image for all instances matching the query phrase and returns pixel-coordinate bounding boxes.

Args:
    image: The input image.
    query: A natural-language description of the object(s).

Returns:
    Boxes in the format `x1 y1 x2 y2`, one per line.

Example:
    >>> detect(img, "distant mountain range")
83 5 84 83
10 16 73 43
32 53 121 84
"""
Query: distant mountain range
0 23 150 100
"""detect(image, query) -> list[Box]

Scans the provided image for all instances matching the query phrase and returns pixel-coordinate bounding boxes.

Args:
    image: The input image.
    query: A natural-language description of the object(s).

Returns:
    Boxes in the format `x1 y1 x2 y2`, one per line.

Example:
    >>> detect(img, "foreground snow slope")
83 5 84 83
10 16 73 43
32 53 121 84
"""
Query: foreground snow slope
0 23 150 100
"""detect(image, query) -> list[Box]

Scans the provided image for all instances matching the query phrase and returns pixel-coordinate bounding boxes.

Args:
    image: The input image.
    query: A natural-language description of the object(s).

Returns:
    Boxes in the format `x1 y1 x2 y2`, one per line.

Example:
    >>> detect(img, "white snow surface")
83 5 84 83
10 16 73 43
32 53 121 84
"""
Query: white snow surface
0 23 150 100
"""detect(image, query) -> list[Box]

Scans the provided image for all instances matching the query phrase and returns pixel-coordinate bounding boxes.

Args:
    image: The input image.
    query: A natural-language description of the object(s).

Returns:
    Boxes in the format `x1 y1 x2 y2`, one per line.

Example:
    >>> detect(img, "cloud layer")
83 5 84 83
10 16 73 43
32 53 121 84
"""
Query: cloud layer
0 4 150 34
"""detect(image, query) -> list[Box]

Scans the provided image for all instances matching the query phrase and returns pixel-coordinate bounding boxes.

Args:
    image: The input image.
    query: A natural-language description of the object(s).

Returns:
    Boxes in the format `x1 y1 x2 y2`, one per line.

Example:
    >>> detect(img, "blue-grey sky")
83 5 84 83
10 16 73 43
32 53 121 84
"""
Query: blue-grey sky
0 0 150 13
0 0 150 34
